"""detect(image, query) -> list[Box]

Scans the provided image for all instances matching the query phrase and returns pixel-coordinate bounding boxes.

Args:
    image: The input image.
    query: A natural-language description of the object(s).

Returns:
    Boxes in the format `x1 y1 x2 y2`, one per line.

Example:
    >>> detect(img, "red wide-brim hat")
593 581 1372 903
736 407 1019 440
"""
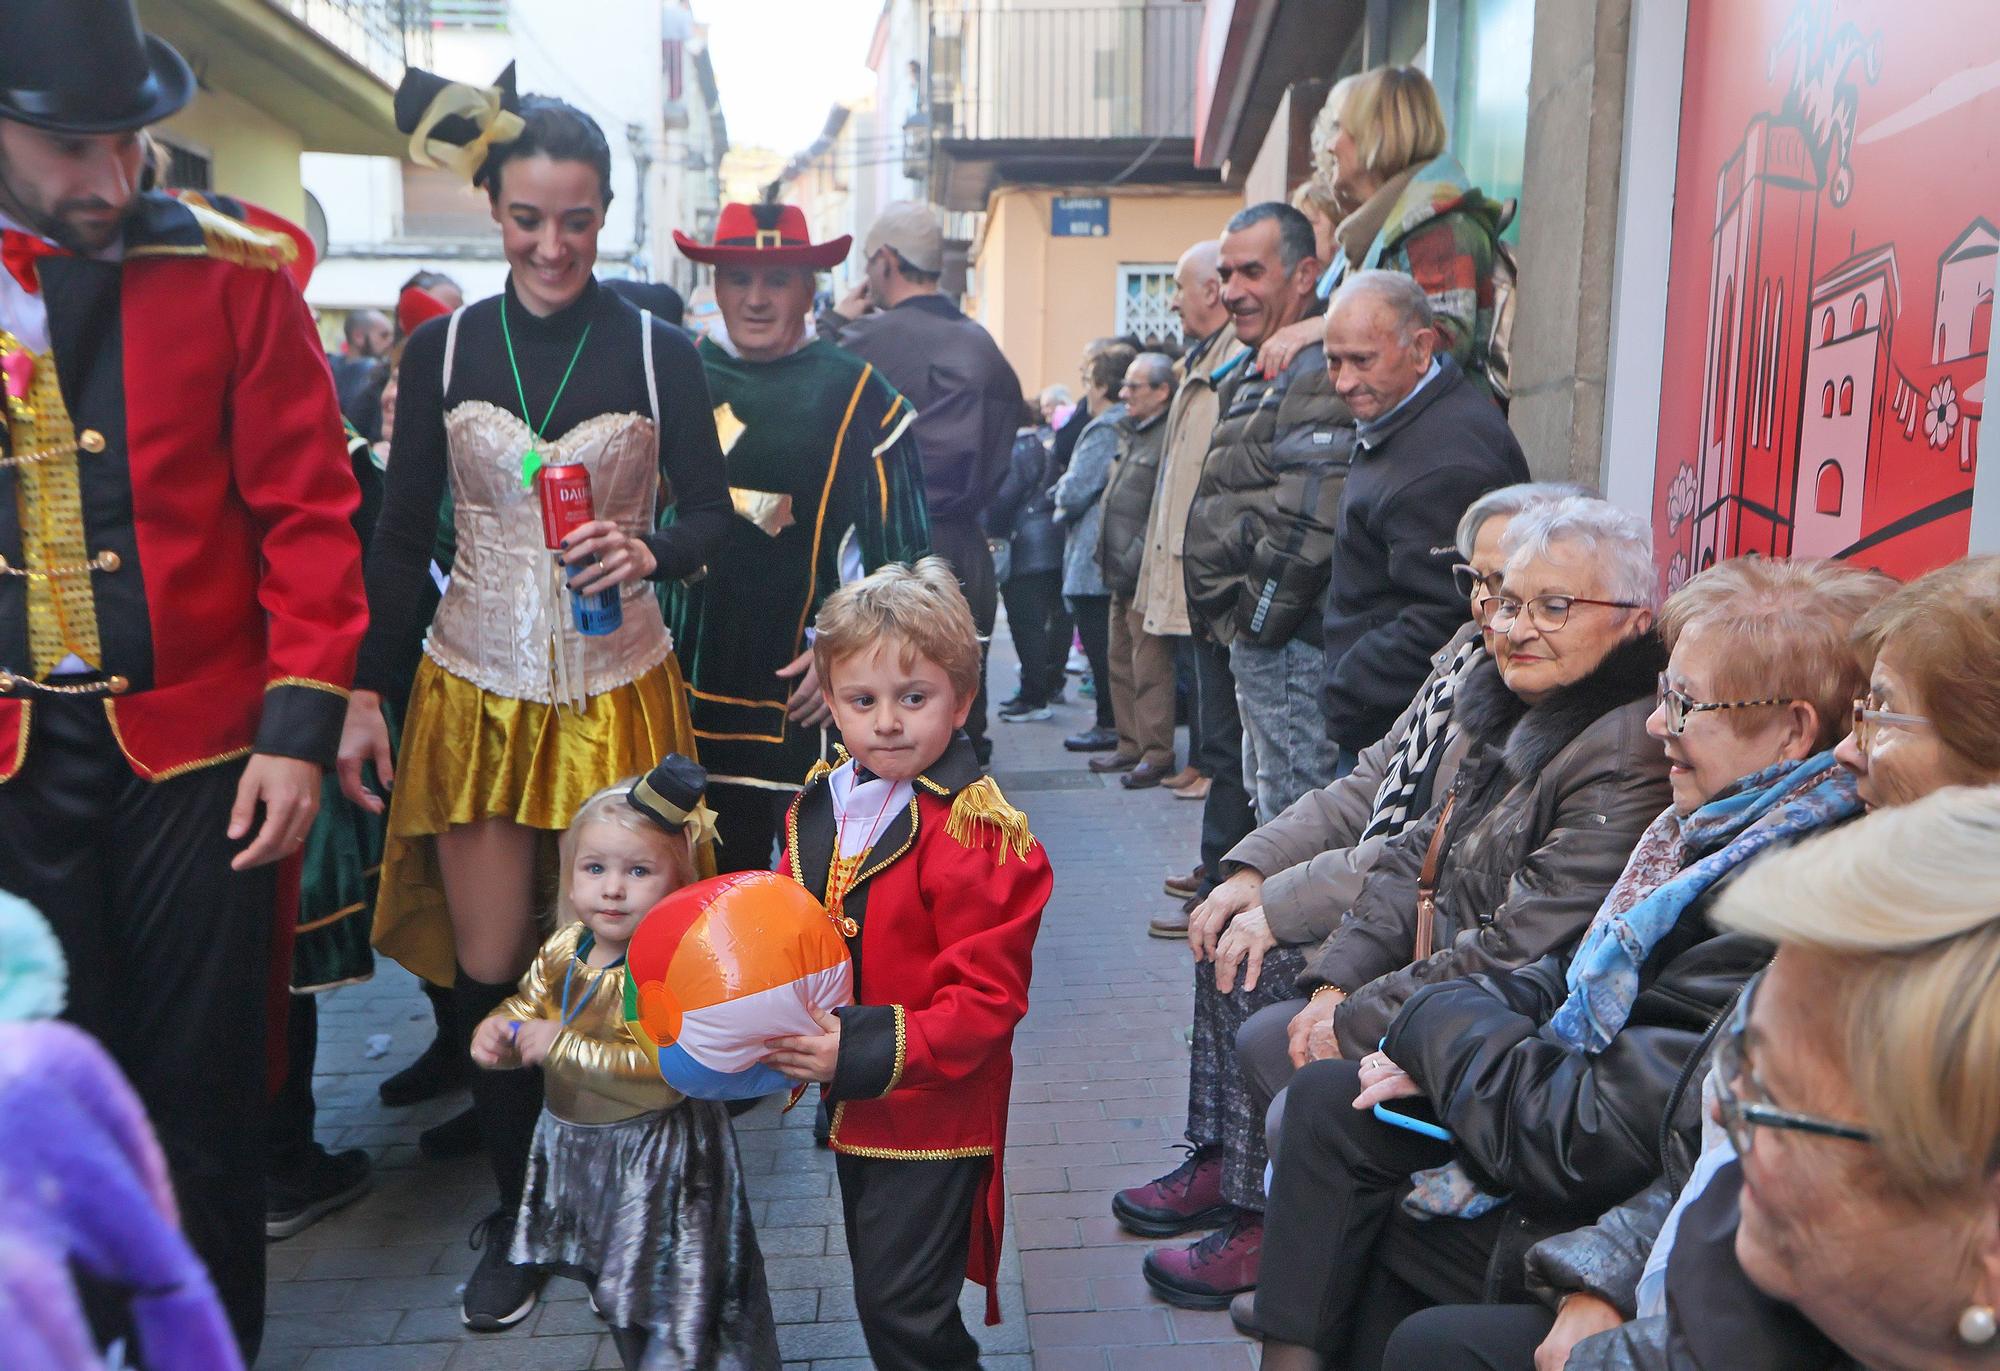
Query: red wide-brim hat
675 201 850 269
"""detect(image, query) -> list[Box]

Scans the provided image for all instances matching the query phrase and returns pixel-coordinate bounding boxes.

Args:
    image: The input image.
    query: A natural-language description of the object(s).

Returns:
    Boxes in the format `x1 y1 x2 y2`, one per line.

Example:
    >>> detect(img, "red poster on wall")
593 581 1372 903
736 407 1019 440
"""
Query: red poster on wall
1652 0 1998 590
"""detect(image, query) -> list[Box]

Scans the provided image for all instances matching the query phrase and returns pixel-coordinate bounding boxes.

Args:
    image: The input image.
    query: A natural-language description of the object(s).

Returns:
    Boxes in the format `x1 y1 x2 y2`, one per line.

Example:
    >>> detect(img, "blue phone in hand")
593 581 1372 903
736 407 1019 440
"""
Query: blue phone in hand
1372 1101 1453 1142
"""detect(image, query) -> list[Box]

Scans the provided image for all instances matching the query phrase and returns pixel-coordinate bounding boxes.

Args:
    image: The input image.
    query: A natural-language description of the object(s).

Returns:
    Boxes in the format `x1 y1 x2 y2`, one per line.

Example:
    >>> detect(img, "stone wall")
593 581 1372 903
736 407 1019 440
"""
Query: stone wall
1508 0 1633 488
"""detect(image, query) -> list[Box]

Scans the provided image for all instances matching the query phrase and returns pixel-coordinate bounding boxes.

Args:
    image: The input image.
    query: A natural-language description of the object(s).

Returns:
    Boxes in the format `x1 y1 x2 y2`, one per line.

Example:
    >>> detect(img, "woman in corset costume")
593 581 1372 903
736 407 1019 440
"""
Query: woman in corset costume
337 65 731 1331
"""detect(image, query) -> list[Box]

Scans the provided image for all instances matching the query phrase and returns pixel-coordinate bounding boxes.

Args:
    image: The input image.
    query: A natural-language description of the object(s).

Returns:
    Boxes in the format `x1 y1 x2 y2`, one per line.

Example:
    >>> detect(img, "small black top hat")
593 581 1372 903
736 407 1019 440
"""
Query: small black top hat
0 0 194 135
628 754 711 836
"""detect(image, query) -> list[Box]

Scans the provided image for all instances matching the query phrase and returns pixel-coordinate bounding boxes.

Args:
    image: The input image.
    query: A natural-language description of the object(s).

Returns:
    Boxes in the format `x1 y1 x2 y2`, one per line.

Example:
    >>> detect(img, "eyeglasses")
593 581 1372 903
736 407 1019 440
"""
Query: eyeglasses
1850 697 1933 751
1451 563 1504 603
1657 676 1791 736
1486 593 1647 633
1713 981 1875 1157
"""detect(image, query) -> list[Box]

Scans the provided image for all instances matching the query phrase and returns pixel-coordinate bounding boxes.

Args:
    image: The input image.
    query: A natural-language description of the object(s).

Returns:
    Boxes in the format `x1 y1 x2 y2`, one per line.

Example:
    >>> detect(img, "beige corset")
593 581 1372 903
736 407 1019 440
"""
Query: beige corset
424 397 671 708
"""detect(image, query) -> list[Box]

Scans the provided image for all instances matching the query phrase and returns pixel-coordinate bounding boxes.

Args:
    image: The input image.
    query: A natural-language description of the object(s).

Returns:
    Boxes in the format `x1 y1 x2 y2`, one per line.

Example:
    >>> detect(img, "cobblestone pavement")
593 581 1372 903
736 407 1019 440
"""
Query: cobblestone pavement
259 636 1256 1370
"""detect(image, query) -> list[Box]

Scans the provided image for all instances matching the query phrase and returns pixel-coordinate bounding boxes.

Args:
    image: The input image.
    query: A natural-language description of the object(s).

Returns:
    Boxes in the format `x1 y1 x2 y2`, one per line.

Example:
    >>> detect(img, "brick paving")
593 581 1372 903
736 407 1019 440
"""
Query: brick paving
259 630 1256 1369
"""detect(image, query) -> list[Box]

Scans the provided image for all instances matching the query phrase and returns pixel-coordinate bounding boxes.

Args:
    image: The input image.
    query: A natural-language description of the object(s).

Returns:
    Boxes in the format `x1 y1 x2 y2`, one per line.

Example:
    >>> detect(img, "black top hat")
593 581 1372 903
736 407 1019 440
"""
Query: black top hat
0 0 194 134
395 63 523 184
628 754 710 835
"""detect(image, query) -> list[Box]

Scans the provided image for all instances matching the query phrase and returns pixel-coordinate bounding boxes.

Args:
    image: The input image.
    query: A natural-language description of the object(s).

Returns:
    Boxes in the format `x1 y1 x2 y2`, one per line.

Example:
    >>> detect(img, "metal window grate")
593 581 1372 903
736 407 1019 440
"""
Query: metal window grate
158 140 212 193
1115 264 1182 350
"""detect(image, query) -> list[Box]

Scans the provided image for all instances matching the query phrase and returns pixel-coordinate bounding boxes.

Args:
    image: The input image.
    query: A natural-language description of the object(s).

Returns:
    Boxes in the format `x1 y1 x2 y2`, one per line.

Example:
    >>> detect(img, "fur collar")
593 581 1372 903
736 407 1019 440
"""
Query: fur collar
1502 633 1665 780
1451 632 1665 782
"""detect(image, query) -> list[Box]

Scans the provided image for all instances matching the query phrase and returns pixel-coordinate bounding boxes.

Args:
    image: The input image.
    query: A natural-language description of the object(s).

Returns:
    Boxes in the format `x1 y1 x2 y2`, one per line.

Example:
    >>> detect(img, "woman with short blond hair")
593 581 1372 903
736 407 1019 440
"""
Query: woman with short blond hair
1260 64 1506 388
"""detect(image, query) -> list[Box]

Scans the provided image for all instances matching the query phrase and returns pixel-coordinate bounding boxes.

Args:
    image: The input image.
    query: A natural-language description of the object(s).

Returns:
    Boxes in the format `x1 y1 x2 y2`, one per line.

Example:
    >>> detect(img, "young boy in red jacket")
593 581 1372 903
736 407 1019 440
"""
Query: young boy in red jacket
763 557 1051 1371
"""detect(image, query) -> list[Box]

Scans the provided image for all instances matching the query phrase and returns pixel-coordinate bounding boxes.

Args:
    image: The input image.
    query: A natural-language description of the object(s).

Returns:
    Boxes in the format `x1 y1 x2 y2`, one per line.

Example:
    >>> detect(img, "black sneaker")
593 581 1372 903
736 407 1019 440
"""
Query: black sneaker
998 701 1053 722
462 1211 545 1330
266 1146 372 1240
379 1032 472 1107
419 1104 482 1160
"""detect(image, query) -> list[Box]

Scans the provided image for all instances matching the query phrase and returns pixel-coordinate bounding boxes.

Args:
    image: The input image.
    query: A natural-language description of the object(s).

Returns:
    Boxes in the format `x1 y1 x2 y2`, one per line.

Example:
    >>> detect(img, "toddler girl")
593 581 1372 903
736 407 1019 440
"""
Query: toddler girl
472 756 779 1369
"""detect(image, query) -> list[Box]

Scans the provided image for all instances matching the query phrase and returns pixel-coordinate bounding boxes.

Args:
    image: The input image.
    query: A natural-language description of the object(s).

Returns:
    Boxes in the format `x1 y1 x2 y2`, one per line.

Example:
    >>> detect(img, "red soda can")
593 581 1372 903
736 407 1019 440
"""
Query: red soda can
537 463 595 549
535 463 623 637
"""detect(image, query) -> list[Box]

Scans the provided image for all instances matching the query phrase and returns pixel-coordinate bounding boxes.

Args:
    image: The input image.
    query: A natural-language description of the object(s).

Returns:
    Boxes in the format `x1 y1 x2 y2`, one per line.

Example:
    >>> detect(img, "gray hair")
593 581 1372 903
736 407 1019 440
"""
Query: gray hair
1178 238 1221 284
1224 202 1318 273
1038 384 1072 406
1330 269 1436 344
1130 352 1176 388
1499 496 1659 610
1454 481 1600 559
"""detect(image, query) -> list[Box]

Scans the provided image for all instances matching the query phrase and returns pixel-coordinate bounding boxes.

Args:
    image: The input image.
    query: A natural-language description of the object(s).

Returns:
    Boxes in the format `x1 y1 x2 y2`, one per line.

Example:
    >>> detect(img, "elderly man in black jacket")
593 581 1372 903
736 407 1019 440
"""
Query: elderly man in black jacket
1319 271 1527 763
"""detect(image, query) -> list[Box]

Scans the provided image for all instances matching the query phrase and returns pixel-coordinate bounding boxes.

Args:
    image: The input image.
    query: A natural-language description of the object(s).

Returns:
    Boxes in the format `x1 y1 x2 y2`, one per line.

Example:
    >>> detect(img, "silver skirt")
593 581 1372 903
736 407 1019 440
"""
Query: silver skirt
513 1103 780 1369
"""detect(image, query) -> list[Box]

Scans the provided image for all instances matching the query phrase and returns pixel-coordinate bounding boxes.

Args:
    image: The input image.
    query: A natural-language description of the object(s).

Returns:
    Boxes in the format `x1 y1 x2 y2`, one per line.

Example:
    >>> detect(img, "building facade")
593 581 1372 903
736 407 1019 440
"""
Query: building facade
301 0 724 335
138 0 420 223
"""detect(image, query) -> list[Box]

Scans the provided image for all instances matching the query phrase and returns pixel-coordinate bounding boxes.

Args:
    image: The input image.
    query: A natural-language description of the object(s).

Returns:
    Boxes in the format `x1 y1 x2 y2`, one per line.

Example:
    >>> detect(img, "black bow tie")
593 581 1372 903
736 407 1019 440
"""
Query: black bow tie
851 763 880 785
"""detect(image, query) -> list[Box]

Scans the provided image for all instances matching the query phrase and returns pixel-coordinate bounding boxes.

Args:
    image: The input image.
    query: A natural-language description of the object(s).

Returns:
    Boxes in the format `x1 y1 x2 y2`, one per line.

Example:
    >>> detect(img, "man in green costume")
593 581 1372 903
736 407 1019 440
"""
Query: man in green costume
667 202 930 870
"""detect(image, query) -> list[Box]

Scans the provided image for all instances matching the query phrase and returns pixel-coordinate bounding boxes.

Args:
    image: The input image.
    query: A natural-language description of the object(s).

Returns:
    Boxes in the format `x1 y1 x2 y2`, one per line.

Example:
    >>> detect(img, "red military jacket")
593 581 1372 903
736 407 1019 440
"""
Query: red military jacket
783 733 1050 1322
0 193 366 781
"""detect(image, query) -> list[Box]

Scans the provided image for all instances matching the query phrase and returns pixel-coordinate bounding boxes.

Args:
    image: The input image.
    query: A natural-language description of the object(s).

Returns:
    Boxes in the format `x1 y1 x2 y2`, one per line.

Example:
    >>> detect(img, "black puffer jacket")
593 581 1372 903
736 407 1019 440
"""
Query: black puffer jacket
1095 410 1168 599
1180 343 1352 647
1305 633 1673 1055
986 429 1063 577
1385 921 1774 1225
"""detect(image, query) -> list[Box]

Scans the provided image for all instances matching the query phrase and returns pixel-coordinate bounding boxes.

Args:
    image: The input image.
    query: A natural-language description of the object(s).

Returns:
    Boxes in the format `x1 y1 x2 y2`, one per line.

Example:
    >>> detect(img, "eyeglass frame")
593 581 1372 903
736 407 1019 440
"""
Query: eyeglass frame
1485 592 1648 633
1656 676 1793 736
1713 978 1876 1157
1849 697 1934 751
1451 562 1505 603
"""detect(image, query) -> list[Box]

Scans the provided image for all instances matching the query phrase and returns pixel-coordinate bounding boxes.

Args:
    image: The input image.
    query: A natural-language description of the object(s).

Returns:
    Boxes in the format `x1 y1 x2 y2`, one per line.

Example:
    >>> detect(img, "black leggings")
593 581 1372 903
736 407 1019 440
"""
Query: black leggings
1380 1303 1552 1370
1254 1059 1504 1368
1000 567 1070 707
1067 593 1115 728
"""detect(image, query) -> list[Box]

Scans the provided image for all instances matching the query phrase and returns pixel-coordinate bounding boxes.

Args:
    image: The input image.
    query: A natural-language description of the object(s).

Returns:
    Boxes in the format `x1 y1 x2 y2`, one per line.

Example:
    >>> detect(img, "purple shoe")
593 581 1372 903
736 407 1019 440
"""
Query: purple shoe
1142 1211 1263 1310
1111 1144 1233 1237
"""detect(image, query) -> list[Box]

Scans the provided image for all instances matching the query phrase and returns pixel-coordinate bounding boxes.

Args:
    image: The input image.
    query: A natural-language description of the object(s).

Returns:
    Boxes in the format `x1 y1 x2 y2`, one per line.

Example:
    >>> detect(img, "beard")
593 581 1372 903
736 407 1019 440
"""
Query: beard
0 152 133 254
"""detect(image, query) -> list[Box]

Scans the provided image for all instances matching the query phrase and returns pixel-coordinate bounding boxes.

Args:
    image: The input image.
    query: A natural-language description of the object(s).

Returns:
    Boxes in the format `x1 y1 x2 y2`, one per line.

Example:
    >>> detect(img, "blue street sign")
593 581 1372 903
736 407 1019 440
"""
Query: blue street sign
1052 196 1110 238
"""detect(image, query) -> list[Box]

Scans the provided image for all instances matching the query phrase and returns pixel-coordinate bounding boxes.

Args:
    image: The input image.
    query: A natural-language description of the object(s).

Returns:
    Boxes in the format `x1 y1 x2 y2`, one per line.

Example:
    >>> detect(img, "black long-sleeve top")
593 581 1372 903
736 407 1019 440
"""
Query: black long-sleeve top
354 277 731 694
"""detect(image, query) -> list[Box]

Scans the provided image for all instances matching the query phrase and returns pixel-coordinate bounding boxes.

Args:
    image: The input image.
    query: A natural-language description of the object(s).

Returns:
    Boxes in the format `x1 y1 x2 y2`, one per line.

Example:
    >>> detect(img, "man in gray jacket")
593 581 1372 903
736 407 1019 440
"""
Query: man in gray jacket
820 202 1023 765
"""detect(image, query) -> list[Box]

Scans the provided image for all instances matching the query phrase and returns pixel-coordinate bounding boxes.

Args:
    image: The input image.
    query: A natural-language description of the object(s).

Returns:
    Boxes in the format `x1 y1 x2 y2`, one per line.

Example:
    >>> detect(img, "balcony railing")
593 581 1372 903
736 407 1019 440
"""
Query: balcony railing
928 2 1202 146
267 0 434 85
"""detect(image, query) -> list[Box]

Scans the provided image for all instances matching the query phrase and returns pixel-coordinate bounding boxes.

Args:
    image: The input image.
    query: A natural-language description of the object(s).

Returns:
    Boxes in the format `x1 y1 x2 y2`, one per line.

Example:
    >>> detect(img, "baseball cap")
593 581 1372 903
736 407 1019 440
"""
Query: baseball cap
863 201 945 275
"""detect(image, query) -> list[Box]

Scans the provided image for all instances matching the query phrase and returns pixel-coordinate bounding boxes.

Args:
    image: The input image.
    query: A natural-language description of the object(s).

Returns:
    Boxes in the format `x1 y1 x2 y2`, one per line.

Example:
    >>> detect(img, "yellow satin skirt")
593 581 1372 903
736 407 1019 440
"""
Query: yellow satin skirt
372 654 708 987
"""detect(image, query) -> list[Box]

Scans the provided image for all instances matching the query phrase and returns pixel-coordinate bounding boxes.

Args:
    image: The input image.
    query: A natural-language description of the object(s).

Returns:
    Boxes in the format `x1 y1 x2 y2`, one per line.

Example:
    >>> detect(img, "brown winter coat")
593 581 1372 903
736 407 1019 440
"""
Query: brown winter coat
1137 324 1243 637
1224 621 1484 946
1304 633 1673 1058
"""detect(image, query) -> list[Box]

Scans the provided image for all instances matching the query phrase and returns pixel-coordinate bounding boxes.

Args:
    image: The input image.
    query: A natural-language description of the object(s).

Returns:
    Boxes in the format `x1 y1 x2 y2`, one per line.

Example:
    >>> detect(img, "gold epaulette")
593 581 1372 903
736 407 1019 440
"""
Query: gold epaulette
803 758 834 785
182 199 299 273
943 775 1034 865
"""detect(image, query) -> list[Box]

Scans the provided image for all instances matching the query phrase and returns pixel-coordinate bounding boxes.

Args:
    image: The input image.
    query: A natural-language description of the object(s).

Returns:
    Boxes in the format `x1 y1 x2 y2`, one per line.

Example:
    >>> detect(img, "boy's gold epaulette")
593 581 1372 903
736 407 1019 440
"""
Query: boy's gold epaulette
943 775 1034 864
801 745 850 787
181 198 300 273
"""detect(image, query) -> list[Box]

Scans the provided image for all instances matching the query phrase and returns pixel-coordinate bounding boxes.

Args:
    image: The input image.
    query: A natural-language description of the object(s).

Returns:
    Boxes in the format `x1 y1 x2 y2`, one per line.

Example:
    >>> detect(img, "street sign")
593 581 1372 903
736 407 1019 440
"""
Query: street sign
1051 196 1110 238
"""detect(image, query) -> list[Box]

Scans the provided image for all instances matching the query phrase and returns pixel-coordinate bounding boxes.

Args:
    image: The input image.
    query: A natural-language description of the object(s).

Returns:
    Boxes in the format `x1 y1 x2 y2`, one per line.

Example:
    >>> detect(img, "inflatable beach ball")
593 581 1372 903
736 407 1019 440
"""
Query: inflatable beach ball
624 870 854 1100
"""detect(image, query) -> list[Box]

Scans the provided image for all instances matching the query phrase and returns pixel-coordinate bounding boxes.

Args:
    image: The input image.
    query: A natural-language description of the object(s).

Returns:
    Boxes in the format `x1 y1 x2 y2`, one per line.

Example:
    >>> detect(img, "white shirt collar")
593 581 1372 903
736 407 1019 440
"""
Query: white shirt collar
827 759 914 858
0 208 126 355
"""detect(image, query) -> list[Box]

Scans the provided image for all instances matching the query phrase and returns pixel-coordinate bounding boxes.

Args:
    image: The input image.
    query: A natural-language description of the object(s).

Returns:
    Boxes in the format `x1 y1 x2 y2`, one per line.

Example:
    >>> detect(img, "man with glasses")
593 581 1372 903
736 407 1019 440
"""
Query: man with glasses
1095 352 1180 788
1320 270 1527 766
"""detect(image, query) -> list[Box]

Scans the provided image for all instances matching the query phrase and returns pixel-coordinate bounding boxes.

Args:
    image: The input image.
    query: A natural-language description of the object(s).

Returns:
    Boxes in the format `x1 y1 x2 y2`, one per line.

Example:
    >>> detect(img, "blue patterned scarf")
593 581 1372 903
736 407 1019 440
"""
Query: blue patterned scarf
1403 750 1860 1219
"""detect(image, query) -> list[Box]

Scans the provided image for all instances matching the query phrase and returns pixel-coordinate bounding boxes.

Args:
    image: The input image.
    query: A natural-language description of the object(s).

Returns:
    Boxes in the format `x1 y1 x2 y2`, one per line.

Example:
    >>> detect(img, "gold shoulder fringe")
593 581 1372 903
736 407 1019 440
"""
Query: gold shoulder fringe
803 757 835 785
184 199 299 273
943 776 1034 864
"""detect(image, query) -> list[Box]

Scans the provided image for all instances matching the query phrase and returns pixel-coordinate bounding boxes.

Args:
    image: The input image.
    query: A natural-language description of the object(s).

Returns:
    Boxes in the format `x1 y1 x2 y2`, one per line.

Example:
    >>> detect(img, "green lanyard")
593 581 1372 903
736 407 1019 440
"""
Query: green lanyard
501 292 595 490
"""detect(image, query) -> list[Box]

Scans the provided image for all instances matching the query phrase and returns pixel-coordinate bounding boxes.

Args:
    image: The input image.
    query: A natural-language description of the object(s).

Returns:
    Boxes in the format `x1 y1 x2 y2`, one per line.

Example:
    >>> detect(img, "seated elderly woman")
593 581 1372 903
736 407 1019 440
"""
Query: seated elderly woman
1137 496 1671 1310
1245 555 1888 1368
1385 552 2000 1371
1117 482 1578 1288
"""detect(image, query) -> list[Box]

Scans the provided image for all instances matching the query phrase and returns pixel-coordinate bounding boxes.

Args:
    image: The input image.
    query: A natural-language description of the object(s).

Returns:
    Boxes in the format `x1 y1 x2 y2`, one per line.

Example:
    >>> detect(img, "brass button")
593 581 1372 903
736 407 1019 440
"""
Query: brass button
78 429 106 454
107 674 129 694
95 549 121 572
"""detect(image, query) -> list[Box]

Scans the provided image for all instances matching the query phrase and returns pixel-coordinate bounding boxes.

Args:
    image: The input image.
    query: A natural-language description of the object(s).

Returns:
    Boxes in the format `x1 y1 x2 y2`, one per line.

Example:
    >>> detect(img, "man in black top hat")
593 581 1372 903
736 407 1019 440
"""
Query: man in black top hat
0 1 367 1360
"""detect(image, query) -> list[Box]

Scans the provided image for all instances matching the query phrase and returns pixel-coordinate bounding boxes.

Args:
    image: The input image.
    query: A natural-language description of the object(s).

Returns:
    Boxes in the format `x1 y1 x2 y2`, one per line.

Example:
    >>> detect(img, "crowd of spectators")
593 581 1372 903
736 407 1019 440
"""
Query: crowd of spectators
974 59 2000 1371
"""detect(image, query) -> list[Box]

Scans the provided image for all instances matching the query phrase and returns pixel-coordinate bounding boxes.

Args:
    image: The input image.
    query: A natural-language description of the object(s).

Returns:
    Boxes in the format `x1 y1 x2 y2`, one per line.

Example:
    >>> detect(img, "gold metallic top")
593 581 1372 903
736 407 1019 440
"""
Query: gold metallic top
495 921 684 1125
2 332 101 677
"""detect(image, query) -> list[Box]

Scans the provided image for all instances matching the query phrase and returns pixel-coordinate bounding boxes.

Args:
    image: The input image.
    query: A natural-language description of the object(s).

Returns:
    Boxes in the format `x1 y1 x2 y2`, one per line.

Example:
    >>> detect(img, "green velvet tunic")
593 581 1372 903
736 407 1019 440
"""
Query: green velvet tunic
663 336 929 791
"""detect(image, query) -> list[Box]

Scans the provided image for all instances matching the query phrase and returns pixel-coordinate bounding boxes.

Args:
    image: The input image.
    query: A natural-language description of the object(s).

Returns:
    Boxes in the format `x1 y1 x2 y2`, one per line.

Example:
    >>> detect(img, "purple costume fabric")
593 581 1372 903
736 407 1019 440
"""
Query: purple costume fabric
0 1021 242 1371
